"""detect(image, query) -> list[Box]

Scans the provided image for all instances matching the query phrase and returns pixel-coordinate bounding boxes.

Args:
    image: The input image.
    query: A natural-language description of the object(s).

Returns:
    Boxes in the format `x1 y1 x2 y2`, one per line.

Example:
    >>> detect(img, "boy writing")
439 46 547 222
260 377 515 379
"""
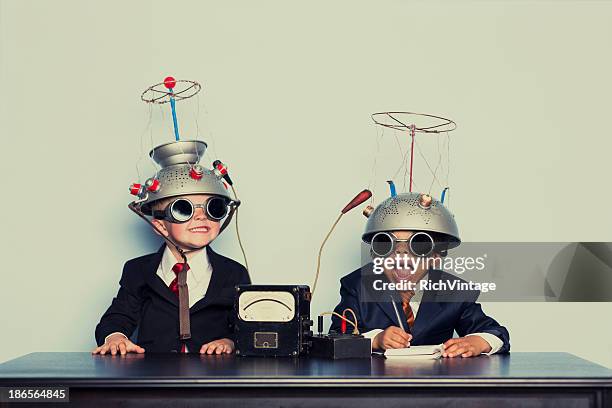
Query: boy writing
331 192 509 357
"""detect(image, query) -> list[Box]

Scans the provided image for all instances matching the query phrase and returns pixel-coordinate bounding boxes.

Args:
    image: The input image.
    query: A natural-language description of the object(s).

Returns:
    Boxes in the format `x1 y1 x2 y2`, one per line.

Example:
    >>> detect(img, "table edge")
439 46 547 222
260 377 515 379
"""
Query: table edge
1 377 612 388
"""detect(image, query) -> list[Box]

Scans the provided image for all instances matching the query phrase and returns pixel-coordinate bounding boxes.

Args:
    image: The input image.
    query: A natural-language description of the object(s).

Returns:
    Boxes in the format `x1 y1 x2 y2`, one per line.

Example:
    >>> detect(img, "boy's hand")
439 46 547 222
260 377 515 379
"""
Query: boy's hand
372 326 412 351
200 338 234 355
443 336 491 358
91 333 145 356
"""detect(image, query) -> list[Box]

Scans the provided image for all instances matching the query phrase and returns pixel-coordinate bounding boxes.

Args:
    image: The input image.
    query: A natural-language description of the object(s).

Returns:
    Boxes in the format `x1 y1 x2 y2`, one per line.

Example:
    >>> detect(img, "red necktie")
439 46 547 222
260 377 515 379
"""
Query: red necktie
402 300 415 329
170 262 189 295
170 262 190 353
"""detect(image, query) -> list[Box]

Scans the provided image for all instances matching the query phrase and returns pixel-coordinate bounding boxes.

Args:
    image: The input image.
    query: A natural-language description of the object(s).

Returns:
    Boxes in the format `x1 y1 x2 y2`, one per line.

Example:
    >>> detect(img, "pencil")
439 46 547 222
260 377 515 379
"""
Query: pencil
390 295 406 332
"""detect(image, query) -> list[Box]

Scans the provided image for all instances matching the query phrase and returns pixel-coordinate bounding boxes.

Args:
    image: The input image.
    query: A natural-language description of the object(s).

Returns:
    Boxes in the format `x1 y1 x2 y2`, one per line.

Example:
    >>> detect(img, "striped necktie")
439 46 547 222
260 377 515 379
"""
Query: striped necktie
402 299 415 329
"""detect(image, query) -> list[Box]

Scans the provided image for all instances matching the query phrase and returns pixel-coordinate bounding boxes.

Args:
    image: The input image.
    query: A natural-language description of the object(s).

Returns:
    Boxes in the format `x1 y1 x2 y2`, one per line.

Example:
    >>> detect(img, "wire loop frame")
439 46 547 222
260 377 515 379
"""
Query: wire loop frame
141 80 202 104
371 111 457 133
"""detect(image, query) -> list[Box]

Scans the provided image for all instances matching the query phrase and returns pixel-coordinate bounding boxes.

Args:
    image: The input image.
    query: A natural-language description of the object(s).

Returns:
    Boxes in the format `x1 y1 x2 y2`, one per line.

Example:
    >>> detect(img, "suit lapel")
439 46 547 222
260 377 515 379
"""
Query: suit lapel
410 298 442 338
376 298 409 332
189 246 229 313
144 245 179 307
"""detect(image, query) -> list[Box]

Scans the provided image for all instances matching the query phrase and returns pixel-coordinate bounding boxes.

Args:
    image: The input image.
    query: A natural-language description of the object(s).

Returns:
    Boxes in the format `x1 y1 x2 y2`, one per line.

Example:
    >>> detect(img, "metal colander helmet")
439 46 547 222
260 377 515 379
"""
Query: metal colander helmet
129 140 232 215
362 192 460 248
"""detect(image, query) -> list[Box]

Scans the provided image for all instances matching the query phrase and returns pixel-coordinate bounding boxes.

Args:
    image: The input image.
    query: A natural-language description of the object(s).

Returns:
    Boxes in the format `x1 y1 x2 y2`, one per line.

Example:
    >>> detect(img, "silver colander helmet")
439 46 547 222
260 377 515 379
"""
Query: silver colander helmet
129 140 232 215
362 192 460 248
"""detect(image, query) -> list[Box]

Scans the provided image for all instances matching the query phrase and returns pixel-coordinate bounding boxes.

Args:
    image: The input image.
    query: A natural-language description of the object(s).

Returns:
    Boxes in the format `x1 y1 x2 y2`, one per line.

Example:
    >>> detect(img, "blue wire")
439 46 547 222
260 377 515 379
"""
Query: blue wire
169 88 180 141
441 187 449 204
387 180 397 197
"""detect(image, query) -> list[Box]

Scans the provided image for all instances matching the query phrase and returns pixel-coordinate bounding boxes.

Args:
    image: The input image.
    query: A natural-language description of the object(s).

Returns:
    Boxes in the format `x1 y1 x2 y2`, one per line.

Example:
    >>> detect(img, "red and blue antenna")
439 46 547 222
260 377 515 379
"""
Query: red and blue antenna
163 76 181 141
141 76 202 141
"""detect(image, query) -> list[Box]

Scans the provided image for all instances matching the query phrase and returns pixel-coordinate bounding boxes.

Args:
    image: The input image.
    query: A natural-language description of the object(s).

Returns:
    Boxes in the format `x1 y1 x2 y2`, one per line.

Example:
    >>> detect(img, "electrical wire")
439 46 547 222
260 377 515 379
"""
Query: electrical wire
428 131 443 195
409 125 415 192
319 311 359 334
312 213 343 298
391 129 422 194
342 308 358 334
414 138 444 191
231 185 249 272
367 126 384 202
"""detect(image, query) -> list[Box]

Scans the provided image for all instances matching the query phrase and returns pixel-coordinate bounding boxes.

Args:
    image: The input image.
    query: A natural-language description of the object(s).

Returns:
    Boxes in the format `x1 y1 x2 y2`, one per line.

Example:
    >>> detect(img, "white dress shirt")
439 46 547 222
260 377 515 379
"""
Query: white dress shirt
156 246 212 308
362 276 504 355
104 246 213 344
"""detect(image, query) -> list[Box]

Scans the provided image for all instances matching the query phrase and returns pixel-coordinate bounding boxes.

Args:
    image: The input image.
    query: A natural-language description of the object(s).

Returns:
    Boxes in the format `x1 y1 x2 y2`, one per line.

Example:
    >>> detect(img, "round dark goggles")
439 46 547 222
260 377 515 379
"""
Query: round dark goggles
153 197 230 223
370 231 435 258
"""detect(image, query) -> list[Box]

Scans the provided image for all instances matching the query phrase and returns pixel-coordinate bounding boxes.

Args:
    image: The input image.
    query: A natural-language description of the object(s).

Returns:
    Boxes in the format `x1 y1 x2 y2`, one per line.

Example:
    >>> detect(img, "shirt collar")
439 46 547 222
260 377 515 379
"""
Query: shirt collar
161 245 210 283
412 271 429 302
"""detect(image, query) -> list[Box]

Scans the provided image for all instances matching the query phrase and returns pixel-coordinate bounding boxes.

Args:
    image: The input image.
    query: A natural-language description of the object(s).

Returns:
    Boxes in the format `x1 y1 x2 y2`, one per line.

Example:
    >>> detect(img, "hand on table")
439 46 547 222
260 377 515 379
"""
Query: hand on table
443 336 491 358
92 333 145 356
372 326 412 351
200 338 234 355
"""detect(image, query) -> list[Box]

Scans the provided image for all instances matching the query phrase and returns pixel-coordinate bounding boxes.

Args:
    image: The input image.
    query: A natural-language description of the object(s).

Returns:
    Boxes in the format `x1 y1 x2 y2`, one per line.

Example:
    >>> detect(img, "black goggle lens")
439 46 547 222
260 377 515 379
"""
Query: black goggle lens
206 197 229 220
409 232 435 257
170 199 194 223
371 232 394 257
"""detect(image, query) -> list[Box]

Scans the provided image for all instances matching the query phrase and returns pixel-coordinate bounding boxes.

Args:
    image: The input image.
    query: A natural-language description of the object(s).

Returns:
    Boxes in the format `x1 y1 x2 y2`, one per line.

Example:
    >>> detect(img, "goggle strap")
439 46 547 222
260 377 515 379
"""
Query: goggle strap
219 200 241 234
152 210 165 220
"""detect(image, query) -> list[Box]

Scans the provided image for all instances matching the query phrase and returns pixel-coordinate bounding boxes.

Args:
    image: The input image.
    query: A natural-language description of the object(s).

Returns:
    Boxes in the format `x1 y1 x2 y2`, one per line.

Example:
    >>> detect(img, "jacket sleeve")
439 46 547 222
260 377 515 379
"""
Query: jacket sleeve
94 261 143 346
329 275 367 334
455 301 511 353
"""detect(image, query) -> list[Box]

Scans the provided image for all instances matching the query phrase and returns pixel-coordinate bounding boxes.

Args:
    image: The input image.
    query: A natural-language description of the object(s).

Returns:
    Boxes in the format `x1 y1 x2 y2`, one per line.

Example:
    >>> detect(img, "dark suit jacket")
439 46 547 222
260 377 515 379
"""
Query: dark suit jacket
95 245 250 352
330 267 510 353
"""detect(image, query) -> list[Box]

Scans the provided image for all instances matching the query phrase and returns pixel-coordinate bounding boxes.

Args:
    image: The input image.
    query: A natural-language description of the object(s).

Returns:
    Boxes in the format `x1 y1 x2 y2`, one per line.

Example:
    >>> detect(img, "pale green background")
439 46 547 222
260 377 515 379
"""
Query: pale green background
1 0 611 368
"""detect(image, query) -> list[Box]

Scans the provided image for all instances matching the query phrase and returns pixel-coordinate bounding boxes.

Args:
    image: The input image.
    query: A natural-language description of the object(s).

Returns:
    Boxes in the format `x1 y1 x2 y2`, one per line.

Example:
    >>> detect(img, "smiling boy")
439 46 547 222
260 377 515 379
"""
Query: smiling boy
93 140 249 355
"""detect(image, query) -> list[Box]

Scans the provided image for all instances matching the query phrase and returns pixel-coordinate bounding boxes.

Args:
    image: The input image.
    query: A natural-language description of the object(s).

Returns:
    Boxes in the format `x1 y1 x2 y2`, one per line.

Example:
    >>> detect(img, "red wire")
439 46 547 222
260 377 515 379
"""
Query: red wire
409 125 415 192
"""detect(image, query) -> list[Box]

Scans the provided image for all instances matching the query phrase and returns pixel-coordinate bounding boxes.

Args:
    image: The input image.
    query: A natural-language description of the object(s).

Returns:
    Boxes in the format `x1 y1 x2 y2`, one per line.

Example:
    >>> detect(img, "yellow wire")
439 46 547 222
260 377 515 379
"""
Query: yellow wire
312 213 343 298
231 185 249 272
319 311 359 335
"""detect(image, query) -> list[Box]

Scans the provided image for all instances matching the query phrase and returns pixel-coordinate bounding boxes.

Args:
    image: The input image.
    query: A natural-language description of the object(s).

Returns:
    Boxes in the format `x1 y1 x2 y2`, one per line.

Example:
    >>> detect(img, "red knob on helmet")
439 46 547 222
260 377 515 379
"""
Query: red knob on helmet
146 179 161 193
189 165 204 180
129 183 142 196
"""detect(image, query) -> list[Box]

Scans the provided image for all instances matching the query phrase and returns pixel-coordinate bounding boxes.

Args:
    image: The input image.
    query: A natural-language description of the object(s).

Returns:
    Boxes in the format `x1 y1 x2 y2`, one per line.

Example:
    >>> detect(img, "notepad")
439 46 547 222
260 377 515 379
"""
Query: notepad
384 344 444 359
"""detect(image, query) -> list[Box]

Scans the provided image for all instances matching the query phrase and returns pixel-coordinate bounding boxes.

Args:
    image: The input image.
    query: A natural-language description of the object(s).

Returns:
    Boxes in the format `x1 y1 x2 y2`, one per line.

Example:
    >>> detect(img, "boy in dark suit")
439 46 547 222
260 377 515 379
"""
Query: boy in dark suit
331 192 509 357
93 140 249 355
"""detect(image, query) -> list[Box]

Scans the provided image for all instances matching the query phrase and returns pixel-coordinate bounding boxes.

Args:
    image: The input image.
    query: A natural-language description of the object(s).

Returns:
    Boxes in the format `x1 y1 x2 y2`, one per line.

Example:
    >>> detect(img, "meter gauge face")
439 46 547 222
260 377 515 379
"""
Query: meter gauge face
238 291 296 322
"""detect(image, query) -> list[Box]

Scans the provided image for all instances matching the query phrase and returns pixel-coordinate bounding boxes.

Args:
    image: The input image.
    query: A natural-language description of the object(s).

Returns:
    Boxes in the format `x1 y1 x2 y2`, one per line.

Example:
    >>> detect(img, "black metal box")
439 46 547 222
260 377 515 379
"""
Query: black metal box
309 334 372 359
234 285 312 357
